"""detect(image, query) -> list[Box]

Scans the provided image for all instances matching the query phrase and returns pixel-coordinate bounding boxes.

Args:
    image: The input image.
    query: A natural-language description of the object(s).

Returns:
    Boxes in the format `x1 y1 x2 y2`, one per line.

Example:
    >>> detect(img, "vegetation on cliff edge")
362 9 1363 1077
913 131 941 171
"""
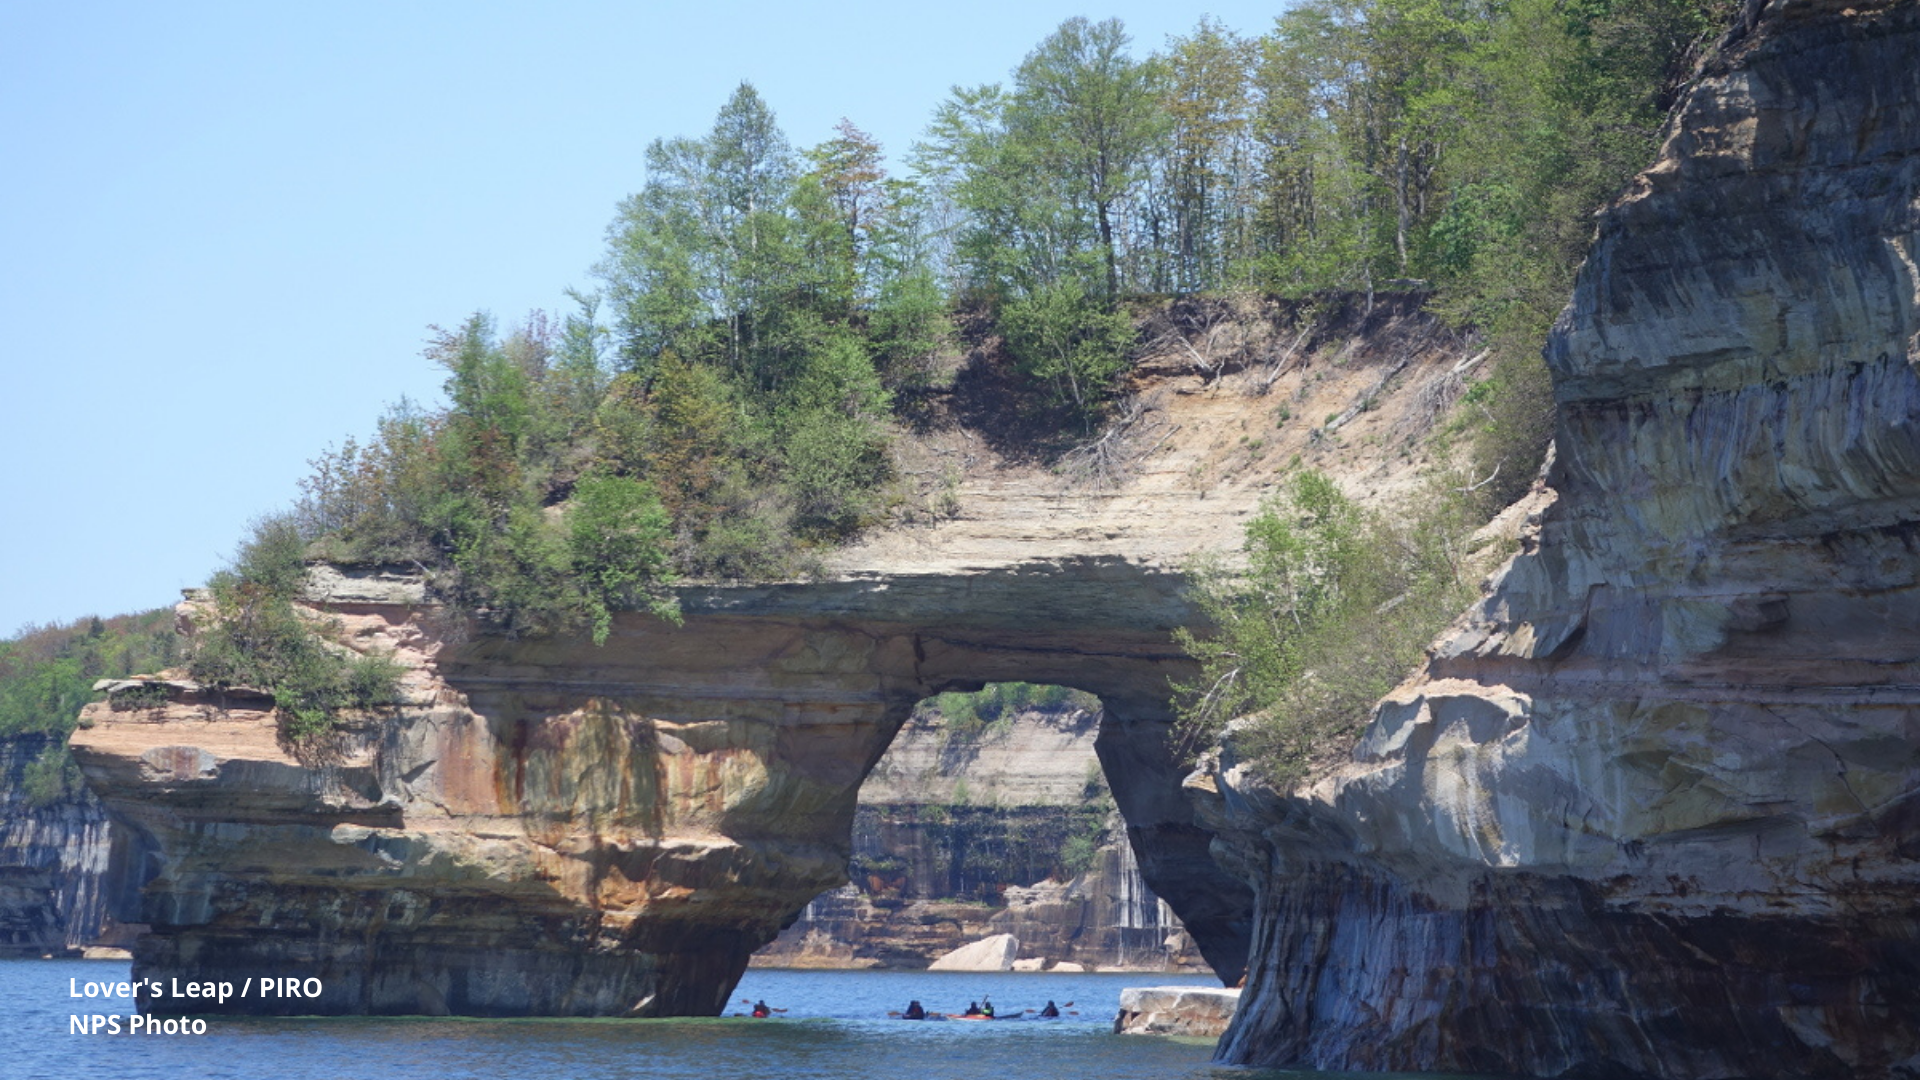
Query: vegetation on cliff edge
187 518 403 743
1174 469 1481 785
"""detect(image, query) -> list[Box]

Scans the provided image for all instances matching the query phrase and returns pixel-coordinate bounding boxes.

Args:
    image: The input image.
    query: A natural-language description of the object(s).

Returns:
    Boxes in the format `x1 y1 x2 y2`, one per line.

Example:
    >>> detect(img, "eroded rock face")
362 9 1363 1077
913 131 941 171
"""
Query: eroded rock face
1114 986 1240 1038
1202 3 1920 1077
756 705 1211 973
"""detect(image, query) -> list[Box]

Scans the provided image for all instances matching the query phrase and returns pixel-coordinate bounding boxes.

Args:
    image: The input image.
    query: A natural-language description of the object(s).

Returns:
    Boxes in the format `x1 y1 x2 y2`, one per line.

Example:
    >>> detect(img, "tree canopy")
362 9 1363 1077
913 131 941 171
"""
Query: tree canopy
276 0 1733 641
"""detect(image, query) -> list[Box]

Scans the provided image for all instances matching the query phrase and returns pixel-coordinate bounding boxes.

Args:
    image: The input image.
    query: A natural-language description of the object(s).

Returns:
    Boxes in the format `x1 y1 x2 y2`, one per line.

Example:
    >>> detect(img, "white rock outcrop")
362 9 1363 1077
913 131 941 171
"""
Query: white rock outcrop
1114 986 1240 1037
927 933 1019 972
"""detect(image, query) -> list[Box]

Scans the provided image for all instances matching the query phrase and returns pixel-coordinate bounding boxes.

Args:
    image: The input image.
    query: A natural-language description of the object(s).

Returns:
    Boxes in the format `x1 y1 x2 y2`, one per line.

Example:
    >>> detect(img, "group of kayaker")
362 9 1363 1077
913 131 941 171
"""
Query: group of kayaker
897 995 1065 1020
743 994 1069 1019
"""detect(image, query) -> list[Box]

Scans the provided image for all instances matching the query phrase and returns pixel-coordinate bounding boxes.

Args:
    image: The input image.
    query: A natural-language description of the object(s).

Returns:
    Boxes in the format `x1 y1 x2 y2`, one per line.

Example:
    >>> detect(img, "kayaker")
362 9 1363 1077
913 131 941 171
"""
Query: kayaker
981 996 995 1018
1039 1000 1059 1018
903 1000 926 1020
751 1000 771 1018
963 1001 982 1016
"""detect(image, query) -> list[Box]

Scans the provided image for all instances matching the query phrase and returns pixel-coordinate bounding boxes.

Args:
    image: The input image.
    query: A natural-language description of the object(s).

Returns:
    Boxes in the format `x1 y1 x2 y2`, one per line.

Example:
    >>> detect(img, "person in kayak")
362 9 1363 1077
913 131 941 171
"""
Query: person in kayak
963 1001 982 1016
751 1000 771 1018
1039 1000 1059 1018
903 1000 926 1020
981 997 995 1018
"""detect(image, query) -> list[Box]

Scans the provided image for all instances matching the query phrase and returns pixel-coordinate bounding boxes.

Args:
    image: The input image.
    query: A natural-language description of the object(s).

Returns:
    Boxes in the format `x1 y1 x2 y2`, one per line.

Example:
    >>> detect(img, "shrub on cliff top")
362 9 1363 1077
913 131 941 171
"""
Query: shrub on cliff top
187 515 401 742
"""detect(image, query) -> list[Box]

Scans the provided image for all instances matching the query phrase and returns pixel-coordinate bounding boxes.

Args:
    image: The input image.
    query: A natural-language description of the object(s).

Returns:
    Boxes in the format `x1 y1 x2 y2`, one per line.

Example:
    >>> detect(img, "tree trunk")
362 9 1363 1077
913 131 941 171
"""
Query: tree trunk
1394 134 1410 275
1099 199 1119 304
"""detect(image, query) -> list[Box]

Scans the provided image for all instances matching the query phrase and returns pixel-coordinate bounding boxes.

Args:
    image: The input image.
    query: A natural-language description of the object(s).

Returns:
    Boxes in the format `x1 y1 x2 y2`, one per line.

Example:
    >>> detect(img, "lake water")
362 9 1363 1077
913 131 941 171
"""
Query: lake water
5 960 1486 1080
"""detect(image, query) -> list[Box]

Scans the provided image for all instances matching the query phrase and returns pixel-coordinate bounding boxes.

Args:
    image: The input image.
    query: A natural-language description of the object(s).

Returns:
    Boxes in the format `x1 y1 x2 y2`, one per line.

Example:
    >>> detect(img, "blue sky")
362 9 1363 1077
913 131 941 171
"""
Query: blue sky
0 1 1291 635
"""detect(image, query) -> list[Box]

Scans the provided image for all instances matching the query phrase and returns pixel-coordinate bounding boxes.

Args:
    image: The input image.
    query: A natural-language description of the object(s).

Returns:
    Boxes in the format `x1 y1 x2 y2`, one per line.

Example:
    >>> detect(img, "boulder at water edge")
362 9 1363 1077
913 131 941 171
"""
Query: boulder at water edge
927 934 1019 972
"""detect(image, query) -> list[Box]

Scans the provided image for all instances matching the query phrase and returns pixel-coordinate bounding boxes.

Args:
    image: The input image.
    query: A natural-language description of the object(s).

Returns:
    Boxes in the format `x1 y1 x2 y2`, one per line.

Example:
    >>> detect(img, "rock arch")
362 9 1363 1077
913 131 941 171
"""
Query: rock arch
73 558 1252 1017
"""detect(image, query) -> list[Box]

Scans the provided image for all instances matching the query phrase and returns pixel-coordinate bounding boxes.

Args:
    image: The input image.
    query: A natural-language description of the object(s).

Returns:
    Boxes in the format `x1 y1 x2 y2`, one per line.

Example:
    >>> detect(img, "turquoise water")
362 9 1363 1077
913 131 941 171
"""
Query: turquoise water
5 960 1482 1079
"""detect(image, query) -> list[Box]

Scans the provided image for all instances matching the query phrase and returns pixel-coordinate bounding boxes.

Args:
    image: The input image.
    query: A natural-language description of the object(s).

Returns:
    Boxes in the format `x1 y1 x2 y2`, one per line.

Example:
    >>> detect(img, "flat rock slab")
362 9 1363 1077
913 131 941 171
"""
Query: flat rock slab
1114 985 1240 1037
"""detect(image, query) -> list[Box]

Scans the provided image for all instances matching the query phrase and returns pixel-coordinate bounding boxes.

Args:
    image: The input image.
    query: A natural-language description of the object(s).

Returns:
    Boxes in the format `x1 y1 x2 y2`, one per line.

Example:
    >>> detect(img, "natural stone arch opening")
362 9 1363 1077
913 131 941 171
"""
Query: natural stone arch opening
76 561 1253 1018
755 680 1226 974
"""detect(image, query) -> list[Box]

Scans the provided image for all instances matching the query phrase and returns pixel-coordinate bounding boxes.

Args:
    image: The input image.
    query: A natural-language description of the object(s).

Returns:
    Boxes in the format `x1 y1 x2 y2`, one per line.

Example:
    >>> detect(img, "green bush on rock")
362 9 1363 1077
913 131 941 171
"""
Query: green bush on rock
1174 470 1477 784
187 516 402 742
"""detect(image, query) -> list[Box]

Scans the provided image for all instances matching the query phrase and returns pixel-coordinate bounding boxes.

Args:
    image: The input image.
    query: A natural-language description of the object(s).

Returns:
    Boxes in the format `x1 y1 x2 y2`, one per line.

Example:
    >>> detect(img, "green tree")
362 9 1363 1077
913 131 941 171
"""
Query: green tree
1158 18 1256 292
777 329 893 537
803 120 887 302
600 133 716 374
0 612 178 739
997 274 1134 422
552 288 612 429
600 83 802 381
565 474 679 644
1009 17 1166 302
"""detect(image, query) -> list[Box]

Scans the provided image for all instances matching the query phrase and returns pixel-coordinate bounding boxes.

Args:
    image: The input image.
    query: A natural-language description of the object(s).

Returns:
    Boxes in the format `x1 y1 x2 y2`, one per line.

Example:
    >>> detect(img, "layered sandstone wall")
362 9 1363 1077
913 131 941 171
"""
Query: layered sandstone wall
1200 3 1920 1077
69 569 1239 1017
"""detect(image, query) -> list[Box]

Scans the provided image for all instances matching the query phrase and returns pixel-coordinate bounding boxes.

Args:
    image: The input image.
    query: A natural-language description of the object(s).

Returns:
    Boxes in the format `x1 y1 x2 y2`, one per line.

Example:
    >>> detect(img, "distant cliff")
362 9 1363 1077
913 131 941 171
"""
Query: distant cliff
0 732 114 956
756 700 1209 972
1199 2 1920 1077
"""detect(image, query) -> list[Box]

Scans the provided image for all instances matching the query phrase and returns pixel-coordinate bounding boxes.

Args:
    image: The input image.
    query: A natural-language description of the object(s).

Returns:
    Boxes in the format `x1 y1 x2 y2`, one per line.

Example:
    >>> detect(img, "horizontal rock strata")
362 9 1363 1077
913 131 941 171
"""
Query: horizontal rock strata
755 705 1209 973
0 732 116 956
71 563 1253 1017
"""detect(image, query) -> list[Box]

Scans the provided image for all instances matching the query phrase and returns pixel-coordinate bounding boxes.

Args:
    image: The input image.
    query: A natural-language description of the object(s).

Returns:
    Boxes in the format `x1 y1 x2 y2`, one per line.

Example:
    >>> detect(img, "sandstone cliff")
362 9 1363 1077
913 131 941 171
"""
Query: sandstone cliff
1198 3 1920 1077
69 293 1477 1018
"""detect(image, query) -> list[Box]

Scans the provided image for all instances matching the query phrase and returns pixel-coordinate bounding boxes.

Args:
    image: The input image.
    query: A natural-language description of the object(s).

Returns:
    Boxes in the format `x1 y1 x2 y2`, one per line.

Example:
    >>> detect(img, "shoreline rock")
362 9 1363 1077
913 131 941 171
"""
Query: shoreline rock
928 933 1019 972
1114 985 1240 1037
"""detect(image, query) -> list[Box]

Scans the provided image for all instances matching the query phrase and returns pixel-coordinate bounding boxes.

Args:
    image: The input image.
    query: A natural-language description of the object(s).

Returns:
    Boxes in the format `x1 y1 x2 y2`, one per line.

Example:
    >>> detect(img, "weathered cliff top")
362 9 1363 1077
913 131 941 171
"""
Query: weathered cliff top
841 294 1475 578
308 293 1478 635
860 704 1101 806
